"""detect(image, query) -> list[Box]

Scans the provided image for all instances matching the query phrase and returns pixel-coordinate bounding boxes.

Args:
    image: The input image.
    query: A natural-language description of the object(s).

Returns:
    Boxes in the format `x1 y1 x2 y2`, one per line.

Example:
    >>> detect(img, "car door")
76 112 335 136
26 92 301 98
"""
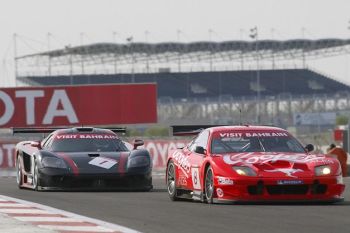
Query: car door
186 130 210 193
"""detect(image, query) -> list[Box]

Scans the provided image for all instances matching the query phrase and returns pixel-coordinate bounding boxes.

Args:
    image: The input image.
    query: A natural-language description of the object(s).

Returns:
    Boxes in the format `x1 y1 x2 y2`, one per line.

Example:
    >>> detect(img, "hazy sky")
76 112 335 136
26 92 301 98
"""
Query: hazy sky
0 0 350 86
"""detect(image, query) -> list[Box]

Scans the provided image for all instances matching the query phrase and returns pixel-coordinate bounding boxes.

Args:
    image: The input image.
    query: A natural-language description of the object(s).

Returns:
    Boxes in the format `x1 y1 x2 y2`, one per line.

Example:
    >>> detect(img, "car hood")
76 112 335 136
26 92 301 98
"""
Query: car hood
55 151 130 174
220 152 337 178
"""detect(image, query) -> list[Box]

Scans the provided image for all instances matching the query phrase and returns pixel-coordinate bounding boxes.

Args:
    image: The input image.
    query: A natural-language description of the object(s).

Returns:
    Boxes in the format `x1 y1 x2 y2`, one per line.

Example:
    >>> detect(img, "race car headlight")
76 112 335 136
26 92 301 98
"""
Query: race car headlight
42 157 67 169
314 165 331 176
128 156 150 168
233 166 257 176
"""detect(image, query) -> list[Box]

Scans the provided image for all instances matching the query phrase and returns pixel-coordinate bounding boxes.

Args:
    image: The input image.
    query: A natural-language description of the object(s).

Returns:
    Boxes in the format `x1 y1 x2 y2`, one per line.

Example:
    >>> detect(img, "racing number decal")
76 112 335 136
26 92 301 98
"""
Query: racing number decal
89 157 118 169
191 167 201 189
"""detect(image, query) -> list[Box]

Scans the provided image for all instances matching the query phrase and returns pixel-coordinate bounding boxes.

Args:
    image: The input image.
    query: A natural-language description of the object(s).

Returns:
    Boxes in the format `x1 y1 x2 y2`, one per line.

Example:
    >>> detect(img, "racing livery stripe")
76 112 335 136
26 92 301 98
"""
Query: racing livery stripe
118 152 129 174
0 195 140 233
57 153 79 176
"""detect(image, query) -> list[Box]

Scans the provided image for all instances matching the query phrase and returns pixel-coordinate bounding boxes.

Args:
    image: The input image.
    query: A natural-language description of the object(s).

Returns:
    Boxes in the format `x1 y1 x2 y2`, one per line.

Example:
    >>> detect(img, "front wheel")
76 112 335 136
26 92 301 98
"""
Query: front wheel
166 161 179 201
32 162 40 191
205 167 215 204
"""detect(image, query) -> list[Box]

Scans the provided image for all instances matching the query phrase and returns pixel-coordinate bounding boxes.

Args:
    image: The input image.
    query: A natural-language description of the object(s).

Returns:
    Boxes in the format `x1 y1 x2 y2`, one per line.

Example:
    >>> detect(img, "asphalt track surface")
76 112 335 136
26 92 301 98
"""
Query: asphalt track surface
0 176 350 233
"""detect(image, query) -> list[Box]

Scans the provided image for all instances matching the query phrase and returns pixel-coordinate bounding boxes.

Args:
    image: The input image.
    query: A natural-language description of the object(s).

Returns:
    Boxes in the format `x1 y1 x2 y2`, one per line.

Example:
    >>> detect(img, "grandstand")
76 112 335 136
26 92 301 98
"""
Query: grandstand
15 39 350 127
18 69 350 100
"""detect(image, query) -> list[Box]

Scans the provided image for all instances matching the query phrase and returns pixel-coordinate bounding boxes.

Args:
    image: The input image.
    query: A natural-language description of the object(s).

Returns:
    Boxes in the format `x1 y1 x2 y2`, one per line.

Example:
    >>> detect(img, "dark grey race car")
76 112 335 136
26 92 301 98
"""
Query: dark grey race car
14 127 152 191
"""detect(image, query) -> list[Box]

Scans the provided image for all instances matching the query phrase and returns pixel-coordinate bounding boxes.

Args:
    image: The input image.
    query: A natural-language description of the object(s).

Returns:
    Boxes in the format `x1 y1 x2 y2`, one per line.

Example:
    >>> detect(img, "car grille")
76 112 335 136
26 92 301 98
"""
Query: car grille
247 181 327 196
266 185 308 195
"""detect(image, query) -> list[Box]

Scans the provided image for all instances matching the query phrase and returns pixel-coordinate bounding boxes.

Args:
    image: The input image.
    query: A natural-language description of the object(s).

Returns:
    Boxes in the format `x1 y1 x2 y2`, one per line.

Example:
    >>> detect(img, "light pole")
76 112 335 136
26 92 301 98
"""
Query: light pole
80 32 85 74
209 29 214 71
177 30 182 72
301 27 306 67
47 33 52 76
13 33 18 86
126 36 135 82
145 30 150 73
65 45 73 85
113 32 119 74
250 26 260 124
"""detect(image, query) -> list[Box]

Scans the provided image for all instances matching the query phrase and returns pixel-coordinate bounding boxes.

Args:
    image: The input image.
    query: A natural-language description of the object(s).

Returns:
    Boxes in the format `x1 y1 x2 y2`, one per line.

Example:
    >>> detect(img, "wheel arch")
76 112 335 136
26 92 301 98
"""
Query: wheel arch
166 158 175 181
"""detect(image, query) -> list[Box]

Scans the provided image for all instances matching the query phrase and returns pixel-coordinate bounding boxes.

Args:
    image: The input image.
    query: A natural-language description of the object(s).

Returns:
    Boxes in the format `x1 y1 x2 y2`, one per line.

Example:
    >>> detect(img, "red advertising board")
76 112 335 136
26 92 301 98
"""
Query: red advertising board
0 84 157 127
0 141 16 169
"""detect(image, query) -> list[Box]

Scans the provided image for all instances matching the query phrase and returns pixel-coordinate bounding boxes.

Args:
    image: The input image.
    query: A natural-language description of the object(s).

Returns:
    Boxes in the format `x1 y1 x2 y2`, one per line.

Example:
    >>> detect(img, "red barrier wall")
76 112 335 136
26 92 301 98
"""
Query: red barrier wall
0 84 157 127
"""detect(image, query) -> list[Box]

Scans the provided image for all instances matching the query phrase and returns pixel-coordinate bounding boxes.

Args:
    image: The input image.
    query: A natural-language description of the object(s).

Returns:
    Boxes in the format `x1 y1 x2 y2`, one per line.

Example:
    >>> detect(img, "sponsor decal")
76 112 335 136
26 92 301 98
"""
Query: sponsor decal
217 176 234 185
0 89 78 126
216 188 224 198
223 153 325 165
0 84 157 127
265 168 303 178
0 143 16 168
309 158 335 164
88 157 118 169
277 180 304 185
172 150 191 176
178 175 187 186
144 140 187 168
191 167 201 189
55 134 118 139
219 132 288 138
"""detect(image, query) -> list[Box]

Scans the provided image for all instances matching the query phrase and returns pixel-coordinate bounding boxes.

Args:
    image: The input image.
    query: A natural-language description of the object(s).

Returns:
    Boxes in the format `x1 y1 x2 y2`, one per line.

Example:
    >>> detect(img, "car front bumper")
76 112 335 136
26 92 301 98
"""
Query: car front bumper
213 176 345 203
37 167 152 191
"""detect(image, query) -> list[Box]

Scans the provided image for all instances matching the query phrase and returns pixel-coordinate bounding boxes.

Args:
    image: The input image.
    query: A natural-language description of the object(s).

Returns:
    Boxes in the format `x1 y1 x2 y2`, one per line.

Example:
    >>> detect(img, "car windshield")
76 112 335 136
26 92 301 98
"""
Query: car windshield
51 137 129 152
211 131 305 154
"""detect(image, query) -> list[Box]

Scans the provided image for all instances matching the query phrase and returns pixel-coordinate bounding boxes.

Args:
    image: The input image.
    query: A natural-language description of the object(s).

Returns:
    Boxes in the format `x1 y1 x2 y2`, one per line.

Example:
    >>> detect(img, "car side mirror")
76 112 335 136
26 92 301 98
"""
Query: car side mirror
194 146 206 155
31 141 42 149
305 144 314 153
133 139 144 150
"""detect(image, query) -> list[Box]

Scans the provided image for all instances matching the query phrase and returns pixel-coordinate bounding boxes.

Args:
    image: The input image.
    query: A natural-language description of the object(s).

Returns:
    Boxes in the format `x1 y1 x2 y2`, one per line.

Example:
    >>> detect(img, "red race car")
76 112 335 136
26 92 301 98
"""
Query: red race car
166 125 345 203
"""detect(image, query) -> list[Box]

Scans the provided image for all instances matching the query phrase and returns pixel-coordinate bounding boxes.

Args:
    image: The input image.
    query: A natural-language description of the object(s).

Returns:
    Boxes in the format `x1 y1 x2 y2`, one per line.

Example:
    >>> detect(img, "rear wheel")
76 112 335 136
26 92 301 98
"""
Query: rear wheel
205 167 214 204
167 161 179 201
16 156 23 189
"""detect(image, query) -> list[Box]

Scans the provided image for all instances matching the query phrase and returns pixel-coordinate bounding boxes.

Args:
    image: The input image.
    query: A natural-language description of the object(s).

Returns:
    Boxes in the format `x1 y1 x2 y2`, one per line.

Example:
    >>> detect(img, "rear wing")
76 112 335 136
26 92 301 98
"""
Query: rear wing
171 125 222 136
12 127 127 135
104 127 127 134
12 127 64 134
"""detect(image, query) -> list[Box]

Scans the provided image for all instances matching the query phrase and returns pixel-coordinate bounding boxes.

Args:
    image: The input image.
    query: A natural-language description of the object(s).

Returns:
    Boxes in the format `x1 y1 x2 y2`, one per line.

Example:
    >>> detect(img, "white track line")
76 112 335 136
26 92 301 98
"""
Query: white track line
0 203 29 207
14 216 84 222
38 225 115 232
0 195 141 233
0 209 51 214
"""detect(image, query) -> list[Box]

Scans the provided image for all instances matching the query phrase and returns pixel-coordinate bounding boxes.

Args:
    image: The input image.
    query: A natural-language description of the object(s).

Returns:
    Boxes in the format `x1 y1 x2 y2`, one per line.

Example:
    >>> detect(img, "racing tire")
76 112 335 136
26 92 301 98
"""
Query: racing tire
32 162 40 191
16 156 23 189
166 160 179 201
204 166 215 204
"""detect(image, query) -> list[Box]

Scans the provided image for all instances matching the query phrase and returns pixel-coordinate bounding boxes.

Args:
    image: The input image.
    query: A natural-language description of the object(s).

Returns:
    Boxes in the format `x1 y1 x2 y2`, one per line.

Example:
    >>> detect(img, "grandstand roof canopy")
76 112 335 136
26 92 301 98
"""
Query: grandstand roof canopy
19 38 350 58
16 38 350 77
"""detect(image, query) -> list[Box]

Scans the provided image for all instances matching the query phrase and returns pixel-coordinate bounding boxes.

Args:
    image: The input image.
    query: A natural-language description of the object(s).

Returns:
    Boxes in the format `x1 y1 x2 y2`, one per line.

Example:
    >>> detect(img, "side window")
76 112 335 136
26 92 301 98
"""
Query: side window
196 130 209 148
187 136 198 152
189 130 209 152
42 134 54 149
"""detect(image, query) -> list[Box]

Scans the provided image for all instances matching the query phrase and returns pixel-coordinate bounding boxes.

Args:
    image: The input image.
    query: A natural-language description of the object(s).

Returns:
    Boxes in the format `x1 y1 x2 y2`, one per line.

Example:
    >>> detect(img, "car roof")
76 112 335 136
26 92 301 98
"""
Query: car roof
54 127 117 135
208 125 287 133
